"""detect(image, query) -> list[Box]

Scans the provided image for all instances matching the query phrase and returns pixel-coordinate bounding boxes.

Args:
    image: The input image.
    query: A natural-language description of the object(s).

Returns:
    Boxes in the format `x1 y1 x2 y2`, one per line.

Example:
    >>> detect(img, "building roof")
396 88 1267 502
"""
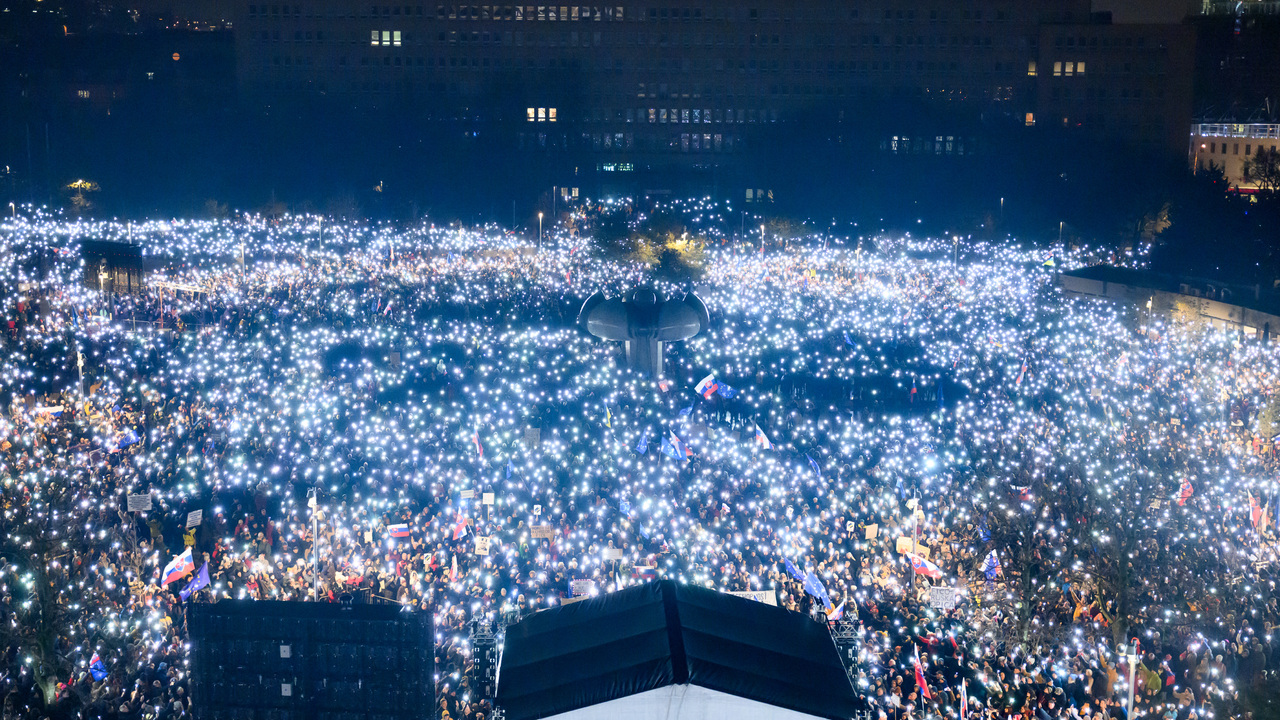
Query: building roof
496 580 862 720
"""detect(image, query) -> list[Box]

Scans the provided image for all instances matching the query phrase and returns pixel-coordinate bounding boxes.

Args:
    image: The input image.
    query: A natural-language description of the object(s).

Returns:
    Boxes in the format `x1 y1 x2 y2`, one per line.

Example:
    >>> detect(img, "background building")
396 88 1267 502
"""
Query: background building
230 0 1195 204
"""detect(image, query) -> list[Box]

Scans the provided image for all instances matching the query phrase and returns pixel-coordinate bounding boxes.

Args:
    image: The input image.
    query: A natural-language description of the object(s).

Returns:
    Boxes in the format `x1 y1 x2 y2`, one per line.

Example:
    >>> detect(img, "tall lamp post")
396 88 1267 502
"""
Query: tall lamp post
538 211 544 249
1118 640 1139 720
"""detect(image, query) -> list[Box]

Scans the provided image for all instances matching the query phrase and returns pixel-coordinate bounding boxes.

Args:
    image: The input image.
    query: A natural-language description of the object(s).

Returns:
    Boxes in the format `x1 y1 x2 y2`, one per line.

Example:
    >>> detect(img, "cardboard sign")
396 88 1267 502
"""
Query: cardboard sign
570 579 596 596
531 525 555 539
482 492 495 505
897 538 928 557
864 523 879 540
475 536 491 556
127 494 152 512
186 510 203 528
727 589 778 607
524 427 541 447
460 489 475 500
602 547 625 561
929 586 959 610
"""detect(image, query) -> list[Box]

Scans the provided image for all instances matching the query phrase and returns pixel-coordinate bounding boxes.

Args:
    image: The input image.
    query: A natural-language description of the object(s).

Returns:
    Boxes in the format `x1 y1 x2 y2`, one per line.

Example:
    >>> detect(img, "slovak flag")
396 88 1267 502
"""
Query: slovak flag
452 517 470 541
89 653 109 682
1015 360 1028 387
825 600 845 622
1176 480 1194 506
1249 493 1263 529
914 644 933 700
908 553 943 579
387 523 411 538
669 430 692 458
753 422 774 450
959 679 968 720
161 547 195 586
695 373 721 399
472 429 484 460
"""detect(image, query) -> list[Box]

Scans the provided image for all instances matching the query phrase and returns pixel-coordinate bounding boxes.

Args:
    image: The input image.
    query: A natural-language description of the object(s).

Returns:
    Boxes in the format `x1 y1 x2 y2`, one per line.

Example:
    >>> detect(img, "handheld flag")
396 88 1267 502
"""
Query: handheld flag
825 600 845 622
89 653 109 682
179 562 210 601
843 331 854 347
506 459 514 479
784 557 805 582
387 523 411 538
980 550 1002 580
803 570 833 610
472 429 484 460
604 405 612 428
694 373 720 399
914 645 933 700
161 547 195 586
449 554 458 582
1250 493 1263 529
960 679 968 720
908 553 943 580
807 454 823 480
452 517 470 541
678 403 693 418
752 422 774 450
1176 480 1193 506
636 432 650 454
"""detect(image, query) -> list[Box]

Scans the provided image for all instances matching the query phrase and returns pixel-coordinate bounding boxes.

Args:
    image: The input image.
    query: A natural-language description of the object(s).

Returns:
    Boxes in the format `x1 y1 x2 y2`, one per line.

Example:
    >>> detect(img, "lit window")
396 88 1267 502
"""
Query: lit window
1065 61 1074 76
1053 61 1062 77
527 107 536 121
537 107 546 121
1025 112 1035 126
1076 61 1085 75
745 189 754 202
371 30 379 45
393 30 401 46
1027 61 1036 76
78 90 91 98
382 30 391 45
549 108 557 122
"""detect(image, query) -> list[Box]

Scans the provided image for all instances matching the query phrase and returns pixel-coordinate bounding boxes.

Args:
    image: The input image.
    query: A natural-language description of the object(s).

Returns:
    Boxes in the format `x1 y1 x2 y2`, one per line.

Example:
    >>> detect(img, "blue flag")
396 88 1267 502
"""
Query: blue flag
803 571 833 610
678 404 693 418
179 562 210 601
806 454 822 481
639 523 650 539
620 499 632 517
89 653 108 682
636 432 649 454
843 331 854 346
979 517 991 543
784 557 805 582
660 434 681 461
506 459 514 479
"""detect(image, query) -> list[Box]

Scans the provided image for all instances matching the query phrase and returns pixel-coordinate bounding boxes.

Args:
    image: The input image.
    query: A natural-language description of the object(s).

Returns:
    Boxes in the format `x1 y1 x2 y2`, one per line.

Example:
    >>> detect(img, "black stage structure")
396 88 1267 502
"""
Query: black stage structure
189 600 434 720
496 579 864 720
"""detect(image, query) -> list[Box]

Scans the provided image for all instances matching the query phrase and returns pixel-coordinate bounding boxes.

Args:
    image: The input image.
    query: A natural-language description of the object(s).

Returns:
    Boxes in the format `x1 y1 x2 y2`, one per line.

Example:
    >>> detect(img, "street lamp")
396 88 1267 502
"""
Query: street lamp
760 224 765 252
1118 641 1140 720
538 211 544 249
7 202 14 218
1058 221 1064 245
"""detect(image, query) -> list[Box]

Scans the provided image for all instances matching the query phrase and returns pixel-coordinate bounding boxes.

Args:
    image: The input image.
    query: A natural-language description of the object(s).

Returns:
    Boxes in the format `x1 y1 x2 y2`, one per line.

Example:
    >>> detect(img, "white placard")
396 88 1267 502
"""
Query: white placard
127 494 152 512
482 492 495 505
186 510 203 528
460 489 475 500
570 579 595 596
533 504 542 516
602 547 625 561
475 536 491 556
531 525 554 539
928 586 959 610
727 590 778 607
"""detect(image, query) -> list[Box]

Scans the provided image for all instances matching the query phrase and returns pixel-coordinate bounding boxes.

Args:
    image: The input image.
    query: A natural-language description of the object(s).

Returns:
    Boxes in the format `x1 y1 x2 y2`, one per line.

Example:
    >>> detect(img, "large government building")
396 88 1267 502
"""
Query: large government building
228 0 1195 201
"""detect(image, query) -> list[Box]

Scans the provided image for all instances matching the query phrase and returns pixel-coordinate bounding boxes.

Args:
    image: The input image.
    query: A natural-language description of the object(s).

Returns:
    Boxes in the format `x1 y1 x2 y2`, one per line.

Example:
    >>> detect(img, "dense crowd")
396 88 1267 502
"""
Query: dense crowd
0 203 1278 720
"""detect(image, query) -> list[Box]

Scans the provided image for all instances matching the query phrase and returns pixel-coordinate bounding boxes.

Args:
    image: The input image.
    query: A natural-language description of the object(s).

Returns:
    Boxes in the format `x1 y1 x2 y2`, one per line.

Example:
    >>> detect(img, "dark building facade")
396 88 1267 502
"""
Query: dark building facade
230 0 1194 202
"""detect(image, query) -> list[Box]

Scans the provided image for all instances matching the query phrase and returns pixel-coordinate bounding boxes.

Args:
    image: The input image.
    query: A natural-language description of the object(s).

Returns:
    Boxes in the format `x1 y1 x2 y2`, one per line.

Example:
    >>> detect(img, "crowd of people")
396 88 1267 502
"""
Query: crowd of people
0 203 1278 720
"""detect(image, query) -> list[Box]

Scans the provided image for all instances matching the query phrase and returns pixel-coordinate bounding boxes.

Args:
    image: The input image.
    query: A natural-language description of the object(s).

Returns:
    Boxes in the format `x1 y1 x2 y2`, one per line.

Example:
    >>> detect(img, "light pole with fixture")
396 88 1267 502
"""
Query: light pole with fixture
538 211 544 249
